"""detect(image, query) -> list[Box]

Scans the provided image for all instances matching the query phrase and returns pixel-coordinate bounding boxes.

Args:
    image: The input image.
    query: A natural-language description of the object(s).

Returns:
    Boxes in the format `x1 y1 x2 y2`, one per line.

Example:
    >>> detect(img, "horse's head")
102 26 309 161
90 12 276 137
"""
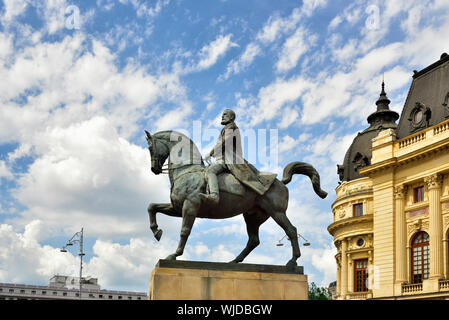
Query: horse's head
145 130 169 175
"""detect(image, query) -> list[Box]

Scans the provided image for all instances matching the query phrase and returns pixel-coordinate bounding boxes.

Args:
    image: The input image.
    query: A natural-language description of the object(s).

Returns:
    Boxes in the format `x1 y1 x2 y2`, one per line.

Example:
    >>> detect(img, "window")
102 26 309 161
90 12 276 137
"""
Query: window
63 292 67 296
414 186 424 203
99 294 103 299
89 294 95 298
413 110 423 123
137 297 141 300
411 231 429 284
128 296 132 300
357 238 364 247
9 289 14 293
118 296 123 300
108 295 113 299
353 203 363 217
354 259 368 292
53 291 58 296
20 290 25 294
31 290 36 294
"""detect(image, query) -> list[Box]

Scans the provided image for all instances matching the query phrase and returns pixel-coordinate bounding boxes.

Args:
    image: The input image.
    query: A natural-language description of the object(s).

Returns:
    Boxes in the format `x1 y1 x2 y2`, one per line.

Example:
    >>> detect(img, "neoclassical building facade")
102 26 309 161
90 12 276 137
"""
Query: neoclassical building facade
329 53 449 300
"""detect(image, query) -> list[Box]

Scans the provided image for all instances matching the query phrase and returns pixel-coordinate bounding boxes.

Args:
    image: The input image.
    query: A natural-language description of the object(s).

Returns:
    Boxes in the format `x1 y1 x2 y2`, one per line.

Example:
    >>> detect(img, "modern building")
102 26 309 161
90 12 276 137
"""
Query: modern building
0 275 147 300
329 53 449 300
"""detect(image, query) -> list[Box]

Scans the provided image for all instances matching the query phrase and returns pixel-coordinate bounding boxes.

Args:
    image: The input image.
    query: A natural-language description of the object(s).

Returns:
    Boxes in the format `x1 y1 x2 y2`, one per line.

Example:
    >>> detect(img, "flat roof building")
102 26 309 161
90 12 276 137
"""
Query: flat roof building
0 275 147 300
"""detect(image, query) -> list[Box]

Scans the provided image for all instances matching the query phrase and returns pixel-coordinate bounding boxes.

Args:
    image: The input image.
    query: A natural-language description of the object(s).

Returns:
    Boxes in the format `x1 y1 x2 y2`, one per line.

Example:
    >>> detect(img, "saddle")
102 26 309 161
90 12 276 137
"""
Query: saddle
217 171 277 196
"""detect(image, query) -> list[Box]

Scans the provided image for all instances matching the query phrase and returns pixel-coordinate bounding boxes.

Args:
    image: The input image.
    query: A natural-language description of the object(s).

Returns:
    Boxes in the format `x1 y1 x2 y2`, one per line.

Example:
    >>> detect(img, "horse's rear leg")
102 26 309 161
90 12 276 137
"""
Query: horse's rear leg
148 203 179 241
270 211 301 271
230 211 269 264
166 198 199 260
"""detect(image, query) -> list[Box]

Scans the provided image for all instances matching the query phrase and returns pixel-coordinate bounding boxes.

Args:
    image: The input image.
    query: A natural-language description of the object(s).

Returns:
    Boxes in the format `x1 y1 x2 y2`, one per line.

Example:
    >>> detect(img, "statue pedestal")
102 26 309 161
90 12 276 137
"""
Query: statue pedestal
149 260 308 300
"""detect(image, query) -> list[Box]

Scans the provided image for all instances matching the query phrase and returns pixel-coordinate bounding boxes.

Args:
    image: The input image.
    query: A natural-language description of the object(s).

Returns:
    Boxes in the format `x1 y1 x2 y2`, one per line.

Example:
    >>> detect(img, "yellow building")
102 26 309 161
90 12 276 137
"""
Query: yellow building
329 53 449 300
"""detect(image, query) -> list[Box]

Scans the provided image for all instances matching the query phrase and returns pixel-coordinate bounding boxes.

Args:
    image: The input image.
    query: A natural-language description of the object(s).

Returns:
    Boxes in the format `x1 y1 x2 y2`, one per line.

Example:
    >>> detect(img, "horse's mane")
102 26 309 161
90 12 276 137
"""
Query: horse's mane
153 130 204 166
153 130 190 142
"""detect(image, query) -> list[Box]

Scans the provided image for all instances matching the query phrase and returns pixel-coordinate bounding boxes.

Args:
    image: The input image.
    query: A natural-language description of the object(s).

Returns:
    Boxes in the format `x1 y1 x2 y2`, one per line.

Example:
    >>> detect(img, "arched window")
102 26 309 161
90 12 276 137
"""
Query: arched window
411 231 429 284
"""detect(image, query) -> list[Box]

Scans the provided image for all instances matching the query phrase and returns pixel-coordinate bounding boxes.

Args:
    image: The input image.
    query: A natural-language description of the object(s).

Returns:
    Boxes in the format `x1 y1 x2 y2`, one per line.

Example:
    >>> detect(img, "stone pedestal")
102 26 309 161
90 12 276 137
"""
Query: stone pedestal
149 260 308 300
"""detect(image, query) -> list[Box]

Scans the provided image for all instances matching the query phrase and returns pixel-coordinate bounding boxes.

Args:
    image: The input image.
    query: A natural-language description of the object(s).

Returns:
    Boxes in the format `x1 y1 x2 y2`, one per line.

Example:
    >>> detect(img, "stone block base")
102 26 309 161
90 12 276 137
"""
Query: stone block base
149 260 308 300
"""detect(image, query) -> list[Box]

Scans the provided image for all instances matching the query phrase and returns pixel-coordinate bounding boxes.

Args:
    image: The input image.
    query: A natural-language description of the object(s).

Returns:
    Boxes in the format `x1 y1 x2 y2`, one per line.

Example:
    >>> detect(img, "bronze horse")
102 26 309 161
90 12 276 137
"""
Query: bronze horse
145 130 327 270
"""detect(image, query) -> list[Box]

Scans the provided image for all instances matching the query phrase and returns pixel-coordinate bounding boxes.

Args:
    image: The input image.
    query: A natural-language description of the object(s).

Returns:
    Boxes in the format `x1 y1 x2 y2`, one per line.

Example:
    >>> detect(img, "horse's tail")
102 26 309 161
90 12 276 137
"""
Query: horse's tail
281 161 328 199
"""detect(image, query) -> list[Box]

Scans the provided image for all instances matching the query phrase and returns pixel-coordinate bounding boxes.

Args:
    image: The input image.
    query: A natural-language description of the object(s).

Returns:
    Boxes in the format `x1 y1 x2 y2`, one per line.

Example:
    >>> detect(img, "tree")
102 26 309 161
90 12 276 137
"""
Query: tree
308 282 332 300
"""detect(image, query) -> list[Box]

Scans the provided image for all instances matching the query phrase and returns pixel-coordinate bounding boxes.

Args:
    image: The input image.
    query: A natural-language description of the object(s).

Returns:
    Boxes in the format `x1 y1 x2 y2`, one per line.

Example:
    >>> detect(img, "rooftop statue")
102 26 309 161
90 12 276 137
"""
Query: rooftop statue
145 109 327 270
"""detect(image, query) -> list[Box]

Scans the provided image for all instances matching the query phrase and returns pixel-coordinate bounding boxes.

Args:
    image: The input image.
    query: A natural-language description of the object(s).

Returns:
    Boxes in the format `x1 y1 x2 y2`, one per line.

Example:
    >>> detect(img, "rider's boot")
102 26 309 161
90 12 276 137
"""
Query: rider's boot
199 172 219 205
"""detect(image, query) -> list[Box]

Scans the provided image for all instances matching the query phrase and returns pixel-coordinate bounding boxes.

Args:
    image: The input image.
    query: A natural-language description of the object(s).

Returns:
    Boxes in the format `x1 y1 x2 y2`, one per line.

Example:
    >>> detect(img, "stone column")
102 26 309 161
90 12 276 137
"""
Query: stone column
341 238 348 299
394 185 407 283
336 241 341 298
443 237 448 279
336 260 341 298
425 173 443 280
348 256 353 293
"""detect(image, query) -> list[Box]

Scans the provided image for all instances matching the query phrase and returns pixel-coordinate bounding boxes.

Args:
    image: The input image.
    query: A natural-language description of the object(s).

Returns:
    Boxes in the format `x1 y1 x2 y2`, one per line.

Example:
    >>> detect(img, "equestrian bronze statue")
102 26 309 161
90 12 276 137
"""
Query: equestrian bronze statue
145 109 327 270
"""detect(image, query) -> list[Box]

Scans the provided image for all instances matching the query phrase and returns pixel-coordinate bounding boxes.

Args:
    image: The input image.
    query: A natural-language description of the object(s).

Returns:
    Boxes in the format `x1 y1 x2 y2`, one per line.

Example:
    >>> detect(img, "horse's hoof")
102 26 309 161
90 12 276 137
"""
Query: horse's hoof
165 254 177 261
154 229 163 241
286 260 297 271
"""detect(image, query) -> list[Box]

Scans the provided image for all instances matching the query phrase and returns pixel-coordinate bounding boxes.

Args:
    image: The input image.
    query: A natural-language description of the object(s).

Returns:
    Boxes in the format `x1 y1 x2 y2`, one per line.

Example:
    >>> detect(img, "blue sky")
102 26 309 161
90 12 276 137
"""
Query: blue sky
1 0 449 292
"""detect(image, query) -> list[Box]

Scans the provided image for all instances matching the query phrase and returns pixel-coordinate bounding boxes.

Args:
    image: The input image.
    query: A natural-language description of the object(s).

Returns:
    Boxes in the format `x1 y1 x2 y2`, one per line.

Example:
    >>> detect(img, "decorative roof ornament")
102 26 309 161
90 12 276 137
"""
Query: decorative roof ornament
367 80 399 126
376 80 391 111
337 80 399 182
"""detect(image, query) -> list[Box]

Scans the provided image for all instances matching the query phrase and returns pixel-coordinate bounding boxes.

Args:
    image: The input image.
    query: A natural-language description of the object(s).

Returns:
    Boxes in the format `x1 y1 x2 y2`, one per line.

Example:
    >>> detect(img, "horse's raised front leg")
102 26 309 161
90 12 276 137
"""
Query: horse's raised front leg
166 198 200 261
147 203 180 241
230 211 269 264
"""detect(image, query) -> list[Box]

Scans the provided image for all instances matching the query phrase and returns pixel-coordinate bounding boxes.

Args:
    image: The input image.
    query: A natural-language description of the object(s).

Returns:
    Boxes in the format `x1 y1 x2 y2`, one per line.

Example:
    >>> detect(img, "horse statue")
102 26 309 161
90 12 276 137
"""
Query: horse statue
145 130 327 270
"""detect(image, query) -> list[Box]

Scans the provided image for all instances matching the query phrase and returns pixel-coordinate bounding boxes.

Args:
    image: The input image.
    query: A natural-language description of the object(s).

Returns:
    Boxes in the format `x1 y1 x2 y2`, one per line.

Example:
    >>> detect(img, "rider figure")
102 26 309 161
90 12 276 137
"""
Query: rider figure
199 109 268 205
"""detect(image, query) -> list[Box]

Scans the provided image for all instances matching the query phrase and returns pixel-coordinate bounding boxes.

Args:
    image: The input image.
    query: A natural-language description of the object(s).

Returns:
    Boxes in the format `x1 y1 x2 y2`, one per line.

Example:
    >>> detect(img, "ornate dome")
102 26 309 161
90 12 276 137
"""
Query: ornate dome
337 82 399 182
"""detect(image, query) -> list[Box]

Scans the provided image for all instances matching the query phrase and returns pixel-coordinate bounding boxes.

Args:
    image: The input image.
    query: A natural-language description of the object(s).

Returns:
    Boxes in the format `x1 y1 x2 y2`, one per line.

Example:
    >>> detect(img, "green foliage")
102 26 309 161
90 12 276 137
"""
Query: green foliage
308 282 332 300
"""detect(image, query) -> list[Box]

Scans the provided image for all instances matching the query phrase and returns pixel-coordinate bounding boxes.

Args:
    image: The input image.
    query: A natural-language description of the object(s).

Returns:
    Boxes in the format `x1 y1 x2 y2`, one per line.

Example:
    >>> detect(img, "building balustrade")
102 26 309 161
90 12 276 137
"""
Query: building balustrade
398 132 426 149
346 291 371 300
401 283 423 294
434 122 449 135
439 279 449 291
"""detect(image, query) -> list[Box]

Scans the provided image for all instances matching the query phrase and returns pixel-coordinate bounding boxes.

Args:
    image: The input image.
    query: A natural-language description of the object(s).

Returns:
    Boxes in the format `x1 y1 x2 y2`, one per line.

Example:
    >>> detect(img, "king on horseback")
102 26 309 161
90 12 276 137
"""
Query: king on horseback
199 109 270 205
144 109 327 269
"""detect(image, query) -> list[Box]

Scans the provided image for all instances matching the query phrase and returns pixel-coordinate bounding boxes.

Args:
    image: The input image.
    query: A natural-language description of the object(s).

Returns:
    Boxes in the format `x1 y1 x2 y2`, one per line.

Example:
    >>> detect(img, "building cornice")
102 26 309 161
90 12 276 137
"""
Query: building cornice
359 124 449 177
328 215 373 237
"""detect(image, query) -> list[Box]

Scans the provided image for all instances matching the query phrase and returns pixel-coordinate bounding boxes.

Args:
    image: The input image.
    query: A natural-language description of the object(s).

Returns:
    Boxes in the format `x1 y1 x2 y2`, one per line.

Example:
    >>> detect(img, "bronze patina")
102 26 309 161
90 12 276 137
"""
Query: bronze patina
145 109 327 270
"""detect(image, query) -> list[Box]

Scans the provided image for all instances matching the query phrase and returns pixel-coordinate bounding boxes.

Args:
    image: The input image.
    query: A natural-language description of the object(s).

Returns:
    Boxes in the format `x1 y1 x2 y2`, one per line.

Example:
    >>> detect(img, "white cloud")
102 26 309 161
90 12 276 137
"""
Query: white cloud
0 160 13 181
248 75 310 126
11 116 171 238
310 247 337 287
276 27 314 73
256 8 302 44
0 222 78 284
279 107 300 129
328 15 343 30
0 0 28 24
279 135 299 153
86 237 175 290
0 221 179 291
301 0 328 16
135 0 170 18
194 34 237 72
222 42 261 80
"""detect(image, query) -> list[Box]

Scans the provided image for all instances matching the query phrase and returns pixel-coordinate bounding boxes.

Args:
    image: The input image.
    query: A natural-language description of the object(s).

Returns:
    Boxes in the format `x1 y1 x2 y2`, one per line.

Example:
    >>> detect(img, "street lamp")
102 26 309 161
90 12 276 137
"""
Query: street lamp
60 227 85 300
276 233 311 247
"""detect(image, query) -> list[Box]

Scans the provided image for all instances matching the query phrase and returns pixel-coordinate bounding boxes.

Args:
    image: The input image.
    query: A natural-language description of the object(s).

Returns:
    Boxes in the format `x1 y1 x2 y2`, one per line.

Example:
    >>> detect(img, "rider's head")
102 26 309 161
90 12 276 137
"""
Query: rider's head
221 109 236 125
